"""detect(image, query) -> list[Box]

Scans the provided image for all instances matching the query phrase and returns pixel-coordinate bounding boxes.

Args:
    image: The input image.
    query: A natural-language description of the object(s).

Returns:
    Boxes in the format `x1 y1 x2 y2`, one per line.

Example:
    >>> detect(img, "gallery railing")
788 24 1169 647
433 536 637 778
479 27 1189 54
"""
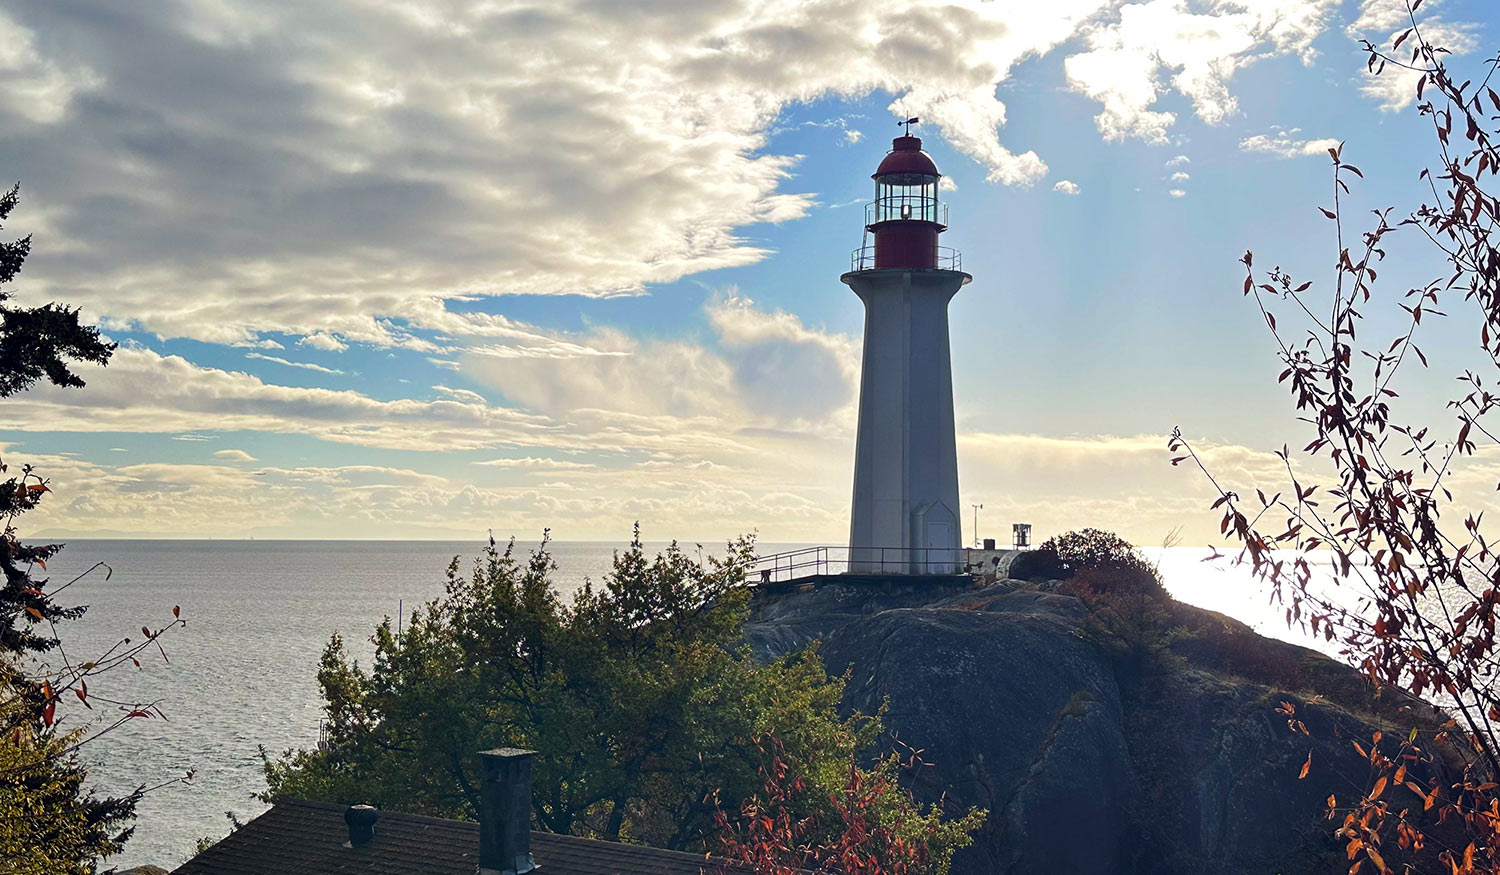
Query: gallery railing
847 245 962 272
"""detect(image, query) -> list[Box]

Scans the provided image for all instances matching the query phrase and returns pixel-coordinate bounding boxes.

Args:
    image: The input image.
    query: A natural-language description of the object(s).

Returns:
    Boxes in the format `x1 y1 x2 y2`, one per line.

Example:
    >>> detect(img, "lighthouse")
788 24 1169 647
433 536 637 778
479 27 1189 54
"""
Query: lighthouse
844 130 968 574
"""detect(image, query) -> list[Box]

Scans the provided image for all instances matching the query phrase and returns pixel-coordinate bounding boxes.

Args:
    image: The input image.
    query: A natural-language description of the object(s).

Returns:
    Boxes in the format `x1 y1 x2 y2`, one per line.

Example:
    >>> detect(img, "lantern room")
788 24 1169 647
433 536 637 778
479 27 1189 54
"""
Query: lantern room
855 134 956 271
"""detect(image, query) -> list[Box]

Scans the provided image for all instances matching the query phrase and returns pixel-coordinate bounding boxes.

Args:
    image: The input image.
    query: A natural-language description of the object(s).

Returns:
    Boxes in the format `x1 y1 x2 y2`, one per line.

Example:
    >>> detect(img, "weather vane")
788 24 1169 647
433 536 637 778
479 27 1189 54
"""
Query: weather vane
900 116 920 136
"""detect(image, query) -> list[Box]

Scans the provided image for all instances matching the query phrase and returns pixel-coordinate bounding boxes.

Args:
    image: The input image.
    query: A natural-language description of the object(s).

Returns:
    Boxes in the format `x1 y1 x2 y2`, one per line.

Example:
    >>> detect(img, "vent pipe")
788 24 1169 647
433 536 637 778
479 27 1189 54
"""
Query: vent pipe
344 804 379 847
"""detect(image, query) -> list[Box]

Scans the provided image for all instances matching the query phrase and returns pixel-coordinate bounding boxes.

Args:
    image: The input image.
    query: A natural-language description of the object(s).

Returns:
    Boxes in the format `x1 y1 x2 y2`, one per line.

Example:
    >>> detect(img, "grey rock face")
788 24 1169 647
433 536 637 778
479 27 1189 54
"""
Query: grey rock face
743 580 1438 875
748 583 1140 874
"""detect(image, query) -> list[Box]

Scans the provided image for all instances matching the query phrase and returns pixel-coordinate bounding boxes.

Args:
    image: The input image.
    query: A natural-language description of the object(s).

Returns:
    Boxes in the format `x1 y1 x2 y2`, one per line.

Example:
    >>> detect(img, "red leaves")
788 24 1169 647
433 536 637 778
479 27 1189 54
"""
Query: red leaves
1299 751 1312 780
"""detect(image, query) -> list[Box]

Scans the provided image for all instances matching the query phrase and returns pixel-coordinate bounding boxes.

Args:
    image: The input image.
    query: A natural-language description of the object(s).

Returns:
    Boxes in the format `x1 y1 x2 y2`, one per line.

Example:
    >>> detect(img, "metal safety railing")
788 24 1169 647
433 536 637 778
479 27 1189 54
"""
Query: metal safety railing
747 545 967 585
848 245 962 272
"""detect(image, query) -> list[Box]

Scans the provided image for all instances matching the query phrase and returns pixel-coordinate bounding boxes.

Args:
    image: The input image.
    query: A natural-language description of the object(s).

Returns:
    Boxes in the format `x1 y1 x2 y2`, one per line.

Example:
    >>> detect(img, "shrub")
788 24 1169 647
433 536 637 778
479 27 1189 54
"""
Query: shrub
1008 528 1162 596
1061 568 1184 673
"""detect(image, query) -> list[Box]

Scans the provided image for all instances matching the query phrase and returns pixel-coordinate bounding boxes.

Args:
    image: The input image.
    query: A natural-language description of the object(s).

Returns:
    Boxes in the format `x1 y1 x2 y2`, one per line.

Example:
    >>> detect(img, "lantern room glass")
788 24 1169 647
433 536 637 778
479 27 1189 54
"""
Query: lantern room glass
872 174 939 224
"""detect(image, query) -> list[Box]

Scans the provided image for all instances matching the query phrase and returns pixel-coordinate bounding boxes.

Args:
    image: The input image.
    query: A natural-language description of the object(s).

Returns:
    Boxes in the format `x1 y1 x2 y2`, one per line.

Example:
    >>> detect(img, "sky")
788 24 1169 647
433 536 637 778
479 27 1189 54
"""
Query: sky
1 0 1495 546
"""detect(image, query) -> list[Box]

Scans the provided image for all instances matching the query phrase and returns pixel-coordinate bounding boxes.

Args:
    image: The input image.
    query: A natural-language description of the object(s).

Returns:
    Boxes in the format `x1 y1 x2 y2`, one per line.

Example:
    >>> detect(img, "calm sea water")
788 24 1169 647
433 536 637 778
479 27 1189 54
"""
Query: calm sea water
35 539 1328 869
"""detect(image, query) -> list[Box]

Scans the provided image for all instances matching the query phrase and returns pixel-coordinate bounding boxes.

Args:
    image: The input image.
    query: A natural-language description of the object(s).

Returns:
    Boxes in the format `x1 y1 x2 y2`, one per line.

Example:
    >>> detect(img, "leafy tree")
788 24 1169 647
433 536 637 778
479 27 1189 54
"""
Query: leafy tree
0 183 182 874
265 531 980 865
1172 5 1500 871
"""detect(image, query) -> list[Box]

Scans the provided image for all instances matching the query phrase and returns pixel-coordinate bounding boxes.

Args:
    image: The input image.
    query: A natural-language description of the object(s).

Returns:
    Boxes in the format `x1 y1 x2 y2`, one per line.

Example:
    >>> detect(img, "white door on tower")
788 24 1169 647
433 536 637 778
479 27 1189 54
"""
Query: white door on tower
923 520 957 573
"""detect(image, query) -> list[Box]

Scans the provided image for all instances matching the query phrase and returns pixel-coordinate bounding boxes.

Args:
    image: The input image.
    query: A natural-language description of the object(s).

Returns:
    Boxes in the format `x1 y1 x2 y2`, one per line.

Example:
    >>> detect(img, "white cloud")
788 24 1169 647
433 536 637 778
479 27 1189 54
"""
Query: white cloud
938 176 958 192
297 332 348 352
1053 180 1082 195
1348 0 1439 36
844 129 863 144
1239 130 1341 158
1170 171 1190 181
9 348 562 453
462 294 859 428
12 295 858 463
20 429 1326 544
434 385 486 404
474 457 598 471
245 352 345 375
1166 155 1191 167
1354 14 1478 111
3 0 1138 351
213 449 258 462
0 10 99 124
1065 0 1340 143
1169 189 1187 198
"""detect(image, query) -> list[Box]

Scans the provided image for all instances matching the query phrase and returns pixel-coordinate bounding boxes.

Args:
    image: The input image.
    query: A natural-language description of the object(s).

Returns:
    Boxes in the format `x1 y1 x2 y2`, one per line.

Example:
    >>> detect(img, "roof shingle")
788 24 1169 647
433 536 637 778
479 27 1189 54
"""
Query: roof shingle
172 799 721 875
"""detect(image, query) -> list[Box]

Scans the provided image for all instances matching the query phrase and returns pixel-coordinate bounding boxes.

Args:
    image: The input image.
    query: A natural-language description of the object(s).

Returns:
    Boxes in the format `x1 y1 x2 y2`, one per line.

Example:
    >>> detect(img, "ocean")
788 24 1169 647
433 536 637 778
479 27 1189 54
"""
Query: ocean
34 539 1326 870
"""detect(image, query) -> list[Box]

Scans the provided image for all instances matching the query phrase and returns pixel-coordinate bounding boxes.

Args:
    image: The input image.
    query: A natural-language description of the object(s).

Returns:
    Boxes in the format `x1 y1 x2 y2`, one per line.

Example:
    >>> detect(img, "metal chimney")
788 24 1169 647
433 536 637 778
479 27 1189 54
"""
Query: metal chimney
344 804 379 847
478 748 536 875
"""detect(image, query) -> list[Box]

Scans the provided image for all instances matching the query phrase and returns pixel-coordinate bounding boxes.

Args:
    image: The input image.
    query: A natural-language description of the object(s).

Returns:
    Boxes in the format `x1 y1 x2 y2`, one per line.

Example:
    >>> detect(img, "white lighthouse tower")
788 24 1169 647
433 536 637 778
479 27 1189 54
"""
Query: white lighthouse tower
845 131 968 574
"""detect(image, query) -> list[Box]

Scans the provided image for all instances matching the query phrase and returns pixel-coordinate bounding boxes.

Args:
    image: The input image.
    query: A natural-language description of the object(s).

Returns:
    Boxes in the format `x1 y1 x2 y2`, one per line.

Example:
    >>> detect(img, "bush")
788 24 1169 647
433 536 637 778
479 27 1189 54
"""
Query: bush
1062 569 1184 672
1008 528 1162 596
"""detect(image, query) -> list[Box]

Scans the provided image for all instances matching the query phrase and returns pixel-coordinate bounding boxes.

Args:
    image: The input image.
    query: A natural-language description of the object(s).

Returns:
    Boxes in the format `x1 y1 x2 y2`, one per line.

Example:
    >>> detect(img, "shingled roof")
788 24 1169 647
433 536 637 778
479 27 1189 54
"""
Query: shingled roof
172 799 722 875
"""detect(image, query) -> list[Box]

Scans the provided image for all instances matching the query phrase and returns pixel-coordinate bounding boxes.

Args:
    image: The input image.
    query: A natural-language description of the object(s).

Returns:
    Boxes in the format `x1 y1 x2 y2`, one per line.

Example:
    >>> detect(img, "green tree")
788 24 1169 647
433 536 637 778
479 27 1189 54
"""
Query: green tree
0 182 179 875
0 184 113 398
265 531 980 868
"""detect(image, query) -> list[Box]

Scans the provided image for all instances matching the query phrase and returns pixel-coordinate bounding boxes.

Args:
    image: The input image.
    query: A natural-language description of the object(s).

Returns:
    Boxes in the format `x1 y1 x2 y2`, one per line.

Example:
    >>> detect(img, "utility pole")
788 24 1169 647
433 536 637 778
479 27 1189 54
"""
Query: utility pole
972 504 983 548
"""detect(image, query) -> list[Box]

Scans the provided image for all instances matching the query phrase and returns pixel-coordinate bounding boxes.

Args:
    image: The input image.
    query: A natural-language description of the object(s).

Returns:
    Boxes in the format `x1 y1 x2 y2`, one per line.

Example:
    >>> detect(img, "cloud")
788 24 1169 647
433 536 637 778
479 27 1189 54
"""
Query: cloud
213 449 258 462
474 457 597 471
0 10 100 124
1053 180 1082 195
1169 171 1190 181
434 384 486 404
8 348 564 453
20 429 1319 544
1347 0 1441 36
1065 0 1338 142
2 0 1142 352
463 294 859 428
1166 155 1191 167
297 332 348 352
1239 130 1341 158
1350 6 1478 111
245 352 345 375
1168 189 1187 198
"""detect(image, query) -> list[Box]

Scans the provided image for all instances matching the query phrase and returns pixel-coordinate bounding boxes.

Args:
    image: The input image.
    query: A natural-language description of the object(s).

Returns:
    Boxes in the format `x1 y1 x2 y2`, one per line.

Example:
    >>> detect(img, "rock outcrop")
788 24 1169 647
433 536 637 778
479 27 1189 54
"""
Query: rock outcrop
744 578 1452 875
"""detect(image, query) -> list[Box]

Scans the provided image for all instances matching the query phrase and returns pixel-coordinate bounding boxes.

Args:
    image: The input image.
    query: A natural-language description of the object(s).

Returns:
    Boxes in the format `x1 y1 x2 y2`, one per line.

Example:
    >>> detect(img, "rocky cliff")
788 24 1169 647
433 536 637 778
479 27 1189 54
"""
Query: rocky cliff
744 577 1454 875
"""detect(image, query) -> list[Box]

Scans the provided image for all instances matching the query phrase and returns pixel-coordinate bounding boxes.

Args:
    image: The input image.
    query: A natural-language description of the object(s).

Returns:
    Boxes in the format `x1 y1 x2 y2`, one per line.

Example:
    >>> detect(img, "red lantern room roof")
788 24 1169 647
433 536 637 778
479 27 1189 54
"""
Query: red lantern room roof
873 136 940 179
